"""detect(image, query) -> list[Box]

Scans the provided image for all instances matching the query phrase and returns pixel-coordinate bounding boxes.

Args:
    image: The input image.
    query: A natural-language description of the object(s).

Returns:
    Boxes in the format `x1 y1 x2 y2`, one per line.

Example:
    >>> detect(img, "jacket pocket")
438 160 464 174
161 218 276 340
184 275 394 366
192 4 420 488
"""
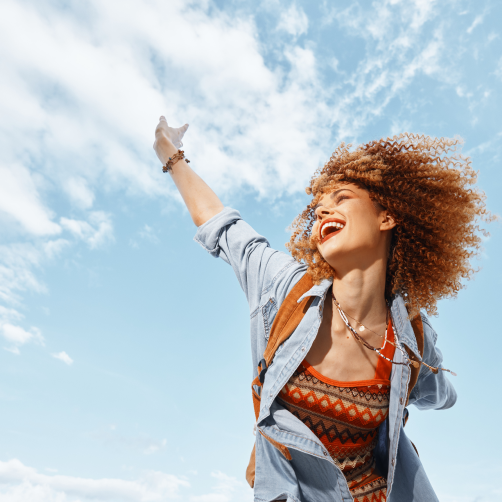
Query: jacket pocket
262 297 278 340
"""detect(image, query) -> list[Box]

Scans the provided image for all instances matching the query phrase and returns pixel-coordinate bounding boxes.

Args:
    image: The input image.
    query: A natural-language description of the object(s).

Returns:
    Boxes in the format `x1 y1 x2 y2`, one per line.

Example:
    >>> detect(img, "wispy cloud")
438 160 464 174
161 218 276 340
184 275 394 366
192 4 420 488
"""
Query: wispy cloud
52 351 73 366
1 323 44 354
467 14 484 34
277 5 309 37
0 238 68 356
189 471 252 502
0 460 252 502
60 212 114 249
0 163 61 236
0 458 189 502
130 224 160 248
495 57 502 80
2 324 44 346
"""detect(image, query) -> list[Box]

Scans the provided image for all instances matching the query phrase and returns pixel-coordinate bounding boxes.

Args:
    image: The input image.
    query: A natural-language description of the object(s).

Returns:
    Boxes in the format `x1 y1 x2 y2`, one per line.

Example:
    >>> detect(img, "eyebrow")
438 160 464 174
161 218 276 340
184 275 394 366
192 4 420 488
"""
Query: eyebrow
312 189 354 212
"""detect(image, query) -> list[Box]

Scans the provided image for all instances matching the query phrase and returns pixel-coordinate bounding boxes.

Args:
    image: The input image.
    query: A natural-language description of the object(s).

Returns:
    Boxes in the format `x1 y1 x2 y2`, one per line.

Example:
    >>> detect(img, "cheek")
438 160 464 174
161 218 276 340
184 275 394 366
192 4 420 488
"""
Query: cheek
347 219 381 247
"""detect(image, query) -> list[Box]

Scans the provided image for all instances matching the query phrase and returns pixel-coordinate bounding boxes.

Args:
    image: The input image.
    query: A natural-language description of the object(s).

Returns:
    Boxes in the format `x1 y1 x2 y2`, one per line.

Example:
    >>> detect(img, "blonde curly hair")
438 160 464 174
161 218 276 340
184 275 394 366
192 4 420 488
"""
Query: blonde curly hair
286 134 494 317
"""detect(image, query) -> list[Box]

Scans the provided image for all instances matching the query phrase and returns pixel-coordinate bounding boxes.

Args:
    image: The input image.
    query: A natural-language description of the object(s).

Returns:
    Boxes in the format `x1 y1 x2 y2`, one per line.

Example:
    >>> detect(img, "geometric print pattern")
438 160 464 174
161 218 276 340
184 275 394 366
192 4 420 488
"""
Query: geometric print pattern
276 320 396 502
277 362 391 502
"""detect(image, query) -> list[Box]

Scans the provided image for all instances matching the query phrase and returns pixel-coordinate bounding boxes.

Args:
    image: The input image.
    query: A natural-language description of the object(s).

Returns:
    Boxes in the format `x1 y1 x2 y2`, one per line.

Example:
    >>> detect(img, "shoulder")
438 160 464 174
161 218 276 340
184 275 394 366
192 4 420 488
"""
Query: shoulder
419 312 438 345
418 312 442 368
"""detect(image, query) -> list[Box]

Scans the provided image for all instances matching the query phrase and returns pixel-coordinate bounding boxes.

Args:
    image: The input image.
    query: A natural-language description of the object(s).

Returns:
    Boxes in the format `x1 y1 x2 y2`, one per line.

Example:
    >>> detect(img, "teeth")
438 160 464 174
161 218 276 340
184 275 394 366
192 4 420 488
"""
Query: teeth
321 221 345 237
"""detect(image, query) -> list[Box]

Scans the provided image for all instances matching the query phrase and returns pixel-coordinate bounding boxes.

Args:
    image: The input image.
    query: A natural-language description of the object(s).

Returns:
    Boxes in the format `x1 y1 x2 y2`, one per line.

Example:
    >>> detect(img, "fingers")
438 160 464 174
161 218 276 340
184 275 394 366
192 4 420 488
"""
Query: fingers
154 118 188 150
157 117 189 133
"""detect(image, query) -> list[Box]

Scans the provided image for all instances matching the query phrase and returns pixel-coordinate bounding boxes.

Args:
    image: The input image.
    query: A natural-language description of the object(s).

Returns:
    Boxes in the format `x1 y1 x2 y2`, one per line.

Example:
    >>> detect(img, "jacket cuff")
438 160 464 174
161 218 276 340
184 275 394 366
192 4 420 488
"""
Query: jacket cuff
193 207 241 257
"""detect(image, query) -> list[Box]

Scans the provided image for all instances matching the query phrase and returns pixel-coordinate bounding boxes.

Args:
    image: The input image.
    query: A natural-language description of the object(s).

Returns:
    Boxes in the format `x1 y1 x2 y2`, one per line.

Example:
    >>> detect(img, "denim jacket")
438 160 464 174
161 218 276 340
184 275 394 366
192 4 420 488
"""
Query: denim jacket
195 208 457 502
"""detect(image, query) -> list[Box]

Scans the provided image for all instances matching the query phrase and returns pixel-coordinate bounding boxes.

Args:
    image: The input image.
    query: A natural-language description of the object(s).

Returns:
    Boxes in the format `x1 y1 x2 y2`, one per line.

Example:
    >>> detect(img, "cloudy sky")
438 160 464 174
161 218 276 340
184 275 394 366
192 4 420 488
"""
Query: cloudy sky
0 0 501 501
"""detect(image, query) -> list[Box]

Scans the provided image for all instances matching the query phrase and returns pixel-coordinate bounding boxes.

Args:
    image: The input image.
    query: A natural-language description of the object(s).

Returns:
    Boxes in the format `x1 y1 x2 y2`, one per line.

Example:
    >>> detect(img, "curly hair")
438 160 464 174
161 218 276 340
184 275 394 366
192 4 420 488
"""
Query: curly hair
286 133 494 317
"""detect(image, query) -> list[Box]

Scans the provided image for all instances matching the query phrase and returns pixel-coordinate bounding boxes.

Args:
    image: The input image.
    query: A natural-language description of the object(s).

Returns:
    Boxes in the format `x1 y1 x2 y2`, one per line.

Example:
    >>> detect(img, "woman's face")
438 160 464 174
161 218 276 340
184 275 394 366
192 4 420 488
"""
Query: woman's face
312 183 396 271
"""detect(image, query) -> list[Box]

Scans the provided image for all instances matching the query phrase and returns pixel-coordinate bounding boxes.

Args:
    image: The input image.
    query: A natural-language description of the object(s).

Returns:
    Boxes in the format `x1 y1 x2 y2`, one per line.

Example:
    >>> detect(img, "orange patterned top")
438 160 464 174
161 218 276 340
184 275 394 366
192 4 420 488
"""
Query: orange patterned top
277 320 395 502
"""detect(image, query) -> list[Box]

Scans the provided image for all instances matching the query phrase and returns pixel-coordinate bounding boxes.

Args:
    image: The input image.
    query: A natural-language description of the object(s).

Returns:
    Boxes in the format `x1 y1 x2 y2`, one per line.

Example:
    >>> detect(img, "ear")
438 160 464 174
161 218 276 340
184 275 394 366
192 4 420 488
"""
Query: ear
380 211 397 231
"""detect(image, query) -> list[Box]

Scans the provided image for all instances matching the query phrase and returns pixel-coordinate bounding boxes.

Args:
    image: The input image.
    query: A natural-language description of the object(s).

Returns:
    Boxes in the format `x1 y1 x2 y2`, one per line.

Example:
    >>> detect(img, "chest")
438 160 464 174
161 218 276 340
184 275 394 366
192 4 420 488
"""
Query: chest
306 300 388 382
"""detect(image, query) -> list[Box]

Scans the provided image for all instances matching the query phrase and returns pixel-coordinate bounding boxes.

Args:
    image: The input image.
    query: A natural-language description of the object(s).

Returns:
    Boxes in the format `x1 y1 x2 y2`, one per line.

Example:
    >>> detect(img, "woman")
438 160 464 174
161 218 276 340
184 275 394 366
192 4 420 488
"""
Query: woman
153 117 490 502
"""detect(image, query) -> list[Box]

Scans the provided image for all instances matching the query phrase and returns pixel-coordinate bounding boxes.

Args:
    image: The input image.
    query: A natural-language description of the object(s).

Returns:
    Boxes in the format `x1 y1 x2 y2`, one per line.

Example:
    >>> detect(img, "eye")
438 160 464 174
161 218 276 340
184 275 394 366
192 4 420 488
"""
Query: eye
335 194 350 204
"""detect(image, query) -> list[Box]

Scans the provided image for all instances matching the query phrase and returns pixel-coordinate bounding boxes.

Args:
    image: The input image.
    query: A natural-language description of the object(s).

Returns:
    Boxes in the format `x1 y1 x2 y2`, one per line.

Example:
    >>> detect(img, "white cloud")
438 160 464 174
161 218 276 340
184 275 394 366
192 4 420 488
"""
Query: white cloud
52 351 73 366
43 239 71 260
0 0 484 211
456 86 473 98
0 461 252 502
277 5 309 37
467 14 484 34
0 237 68 354
143 439 167 455
63 177 95 210
0 239 67 305
0 306 23 324
1 324 45 347
495 57 502 80
0 459 189 502
389 118 412 137
409 0 437 30
189 471 252 502
60 212 114 249
0 164 61 236
0 0 330 207
139 225 159 244
130 224 160 248
320 3 454 138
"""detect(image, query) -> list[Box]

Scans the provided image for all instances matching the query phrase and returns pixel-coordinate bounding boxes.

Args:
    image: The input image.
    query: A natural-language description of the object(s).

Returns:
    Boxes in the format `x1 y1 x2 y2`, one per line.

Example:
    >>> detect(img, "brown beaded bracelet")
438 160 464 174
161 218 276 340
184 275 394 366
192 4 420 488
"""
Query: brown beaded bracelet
163 150 190 173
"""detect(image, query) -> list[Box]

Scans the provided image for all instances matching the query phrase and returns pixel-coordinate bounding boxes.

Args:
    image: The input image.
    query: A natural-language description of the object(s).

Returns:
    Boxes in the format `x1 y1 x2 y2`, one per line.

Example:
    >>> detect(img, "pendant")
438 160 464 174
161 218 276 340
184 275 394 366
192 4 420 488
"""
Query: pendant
359 325 365 331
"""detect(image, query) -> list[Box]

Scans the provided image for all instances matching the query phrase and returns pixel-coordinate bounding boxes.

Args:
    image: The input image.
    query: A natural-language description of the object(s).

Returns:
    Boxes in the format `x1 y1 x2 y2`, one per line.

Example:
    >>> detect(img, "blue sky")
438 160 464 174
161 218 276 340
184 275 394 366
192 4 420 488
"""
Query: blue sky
0 0 501 500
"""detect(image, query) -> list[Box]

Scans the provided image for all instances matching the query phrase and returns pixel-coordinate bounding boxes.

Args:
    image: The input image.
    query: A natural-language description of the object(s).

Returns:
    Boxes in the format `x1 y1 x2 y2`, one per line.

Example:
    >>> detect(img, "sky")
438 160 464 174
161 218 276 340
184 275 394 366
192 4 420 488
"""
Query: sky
0 0 501 501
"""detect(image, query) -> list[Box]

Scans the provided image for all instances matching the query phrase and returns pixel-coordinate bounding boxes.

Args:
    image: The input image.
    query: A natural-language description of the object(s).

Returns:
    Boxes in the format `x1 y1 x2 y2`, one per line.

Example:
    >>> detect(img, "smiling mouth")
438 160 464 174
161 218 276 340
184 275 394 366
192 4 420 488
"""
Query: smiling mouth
320 218 346 244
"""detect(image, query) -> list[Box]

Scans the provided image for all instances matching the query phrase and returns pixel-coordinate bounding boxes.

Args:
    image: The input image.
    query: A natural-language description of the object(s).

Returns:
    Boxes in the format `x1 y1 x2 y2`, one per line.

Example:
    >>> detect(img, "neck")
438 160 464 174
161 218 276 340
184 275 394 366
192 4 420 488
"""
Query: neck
331 257 388 328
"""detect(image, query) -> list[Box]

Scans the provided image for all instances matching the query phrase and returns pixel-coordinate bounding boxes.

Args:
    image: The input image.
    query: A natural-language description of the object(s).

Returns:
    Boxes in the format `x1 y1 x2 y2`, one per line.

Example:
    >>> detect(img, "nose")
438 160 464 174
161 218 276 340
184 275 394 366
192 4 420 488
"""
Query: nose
315 205 334 219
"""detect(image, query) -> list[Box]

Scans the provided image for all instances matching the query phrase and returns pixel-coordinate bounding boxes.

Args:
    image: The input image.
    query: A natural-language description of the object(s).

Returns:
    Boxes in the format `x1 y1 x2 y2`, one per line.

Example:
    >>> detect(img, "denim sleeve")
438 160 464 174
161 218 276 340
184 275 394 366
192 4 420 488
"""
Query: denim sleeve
194 207 299 310
408 314 457 411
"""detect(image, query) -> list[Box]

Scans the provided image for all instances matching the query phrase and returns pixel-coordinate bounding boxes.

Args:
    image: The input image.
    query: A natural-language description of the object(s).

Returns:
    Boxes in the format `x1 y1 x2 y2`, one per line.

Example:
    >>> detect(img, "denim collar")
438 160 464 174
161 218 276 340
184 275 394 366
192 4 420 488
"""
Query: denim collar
297 279 332 302
389 294 422 360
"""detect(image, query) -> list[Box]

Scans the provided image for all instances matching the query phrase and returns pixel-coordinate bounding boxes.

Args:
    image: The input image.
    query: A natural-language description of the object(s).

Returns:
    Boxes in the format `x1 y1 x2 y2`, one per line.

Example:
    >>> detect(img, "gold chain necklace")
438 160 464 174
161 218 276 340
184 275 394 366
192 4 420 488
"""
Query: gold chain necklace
331 293 457 375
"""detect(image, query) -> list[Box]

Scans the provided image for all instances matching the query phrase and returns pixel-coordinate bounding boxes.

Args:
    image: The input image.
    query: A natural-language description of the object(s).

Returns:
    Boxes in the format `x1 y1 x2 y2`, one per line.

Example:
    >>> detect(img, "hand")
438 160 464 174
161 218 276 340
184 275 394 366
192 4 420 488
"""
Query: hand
153 116 189 164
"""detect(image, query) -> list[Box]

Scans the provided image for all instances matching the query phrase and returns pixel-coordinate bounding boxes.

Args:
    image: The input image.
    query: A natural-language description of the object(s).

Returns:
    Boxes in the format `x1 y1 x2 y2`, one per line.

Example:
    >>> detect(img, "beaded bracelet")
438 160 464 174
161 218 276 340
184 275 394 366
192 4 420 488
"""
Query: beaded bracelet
163 150 190 173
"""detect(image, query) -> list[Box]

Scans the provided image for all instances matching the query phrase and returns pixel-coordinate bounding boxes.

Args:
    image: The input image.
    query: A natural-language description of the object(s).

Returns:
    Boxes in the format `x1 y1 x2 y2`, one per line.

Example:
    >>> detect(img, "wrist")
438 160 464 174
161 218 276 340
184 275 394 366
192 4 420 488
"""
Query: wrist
155 134 178 165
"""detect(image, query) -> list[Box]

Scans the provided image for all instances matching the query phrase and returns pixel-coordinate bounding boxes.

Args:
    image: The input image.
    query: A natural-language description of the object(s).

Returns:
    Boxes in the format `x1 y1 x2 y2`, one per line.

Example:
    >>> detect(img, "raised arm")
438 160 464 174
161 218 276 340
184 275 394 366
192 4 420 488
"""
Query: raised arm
153 116 224 227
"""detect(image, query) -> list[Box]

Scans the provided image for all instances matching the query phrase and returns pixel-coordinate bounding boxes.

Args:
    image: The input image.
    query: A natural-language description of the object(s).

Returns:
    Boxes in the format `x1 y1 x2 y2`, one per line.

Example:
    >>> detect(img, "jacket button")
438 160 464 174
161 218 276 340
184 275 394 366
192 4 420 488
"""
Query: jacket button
400 397 404 405
392 459 395 466
323 451 328 456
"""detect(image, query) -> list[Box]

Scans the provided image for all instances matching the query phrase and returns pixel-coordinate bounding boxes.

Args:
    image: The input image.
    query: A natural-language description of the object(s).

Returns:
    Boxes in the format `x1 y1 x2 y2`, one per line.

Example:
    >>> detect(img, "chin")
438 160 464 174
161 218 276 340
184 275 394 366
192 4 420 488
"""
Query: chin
319 238 359 264
318 245 343 264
